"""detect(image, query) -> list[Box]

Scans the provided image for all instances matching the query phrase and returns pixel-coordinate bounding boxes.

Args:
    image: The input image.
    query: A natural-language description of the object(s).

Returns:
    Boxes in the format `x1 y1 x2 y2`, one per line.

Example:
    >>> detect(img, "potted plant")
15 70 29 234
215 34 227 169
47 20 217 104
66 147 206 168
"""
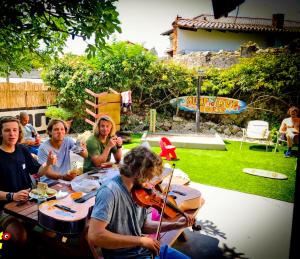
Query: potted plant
45 106 74 132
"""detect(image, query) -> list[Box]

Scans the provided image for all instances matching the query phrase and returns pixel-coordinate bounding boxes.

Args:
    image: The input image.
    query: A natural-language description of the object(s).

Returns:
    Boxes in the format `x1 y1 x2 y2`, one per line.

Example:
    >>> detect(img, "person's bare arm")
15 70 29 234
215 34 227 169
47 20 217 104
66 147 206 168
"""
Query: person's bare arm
0 189 31 202
279 120 287 134
142 216 195 234
88 218 160 255
38 151 72 181
91 138 117 166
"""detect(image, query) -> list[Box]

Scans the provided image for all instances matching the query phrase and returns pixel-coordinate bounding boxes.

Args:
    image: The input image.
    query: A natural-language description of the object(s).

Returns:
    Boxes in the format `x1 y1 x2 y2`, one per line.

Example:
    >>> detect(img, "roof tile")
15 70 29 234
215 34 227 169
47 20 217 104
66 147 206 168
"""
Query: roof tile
162 14 300 35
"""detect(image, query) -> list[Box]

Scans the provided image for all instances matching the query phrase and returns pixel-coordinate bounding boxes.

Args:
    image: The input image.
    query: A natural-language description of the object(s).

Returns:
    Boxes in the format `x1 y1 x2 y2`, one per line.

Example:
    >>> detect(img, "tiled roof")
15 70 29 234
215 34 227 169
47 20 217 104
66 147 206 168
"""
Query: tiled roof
161 14 300 35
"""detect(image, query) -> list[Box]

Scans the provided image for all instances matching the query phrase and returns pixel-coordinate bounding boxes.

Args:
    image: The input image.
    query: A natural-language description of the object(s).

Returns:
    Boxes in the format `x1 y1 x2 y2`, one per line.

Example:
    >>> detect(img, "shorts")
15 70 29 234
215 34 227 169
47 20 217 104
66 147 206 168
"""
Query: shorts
284 129 299 144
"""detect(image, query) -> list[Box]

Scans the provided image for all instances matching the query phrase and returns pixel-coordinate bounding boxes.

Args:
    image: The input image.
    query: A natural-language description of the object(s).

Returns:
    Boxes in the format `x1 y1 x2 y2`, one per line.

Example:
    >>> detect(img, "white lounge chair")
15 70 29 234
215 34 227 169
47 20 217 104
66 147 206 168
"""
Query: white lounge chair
240 120 271 151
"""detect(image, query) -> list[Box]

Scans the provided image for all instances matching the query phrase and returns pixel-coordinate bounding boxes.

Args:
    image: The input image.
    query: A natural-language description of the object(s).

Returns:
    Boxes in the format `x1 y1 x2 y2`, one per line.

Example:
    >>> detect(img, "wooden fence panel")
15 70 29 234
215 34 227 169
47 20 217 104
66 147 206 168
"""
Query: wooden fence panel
0 82 57 109
0 82 57 132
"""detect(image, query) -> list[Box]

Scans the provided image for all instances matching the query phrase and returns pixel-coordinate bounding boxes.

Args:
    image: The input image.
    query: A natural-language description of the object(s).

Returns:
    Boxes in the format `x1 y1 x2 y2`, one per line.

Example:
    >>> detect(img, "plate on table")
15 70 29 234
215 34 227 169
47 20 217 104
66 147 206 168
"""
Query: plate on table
29 188 57 200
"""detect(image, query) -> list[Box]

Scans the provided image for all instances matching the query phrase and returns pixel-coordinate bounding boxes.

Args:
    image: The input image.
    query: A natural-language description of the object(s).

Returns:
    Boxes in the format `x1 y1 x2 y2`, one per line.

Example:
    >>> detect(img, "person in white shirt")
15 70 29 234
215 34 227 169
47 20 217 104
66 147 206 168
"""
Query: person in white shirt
279 106 299 157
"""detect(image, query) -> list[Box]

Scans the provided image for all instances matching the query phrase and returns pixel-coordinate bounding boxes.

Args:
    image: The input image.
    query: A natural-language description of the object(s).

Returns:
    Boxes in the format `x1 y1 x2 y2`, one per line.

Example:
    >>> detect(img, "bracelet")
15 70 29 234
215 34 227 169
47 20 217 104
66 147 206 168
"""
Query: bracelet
116 145 122 149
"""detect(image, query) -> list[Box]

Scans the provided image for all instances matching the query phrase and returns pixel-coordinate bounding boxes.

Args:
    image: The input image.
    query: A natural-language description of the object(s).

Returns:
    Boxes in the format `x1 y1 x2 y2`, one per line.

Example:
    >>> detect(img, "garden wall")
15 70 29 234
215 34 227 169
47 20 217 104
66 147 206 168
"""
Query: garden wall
171 50 240 69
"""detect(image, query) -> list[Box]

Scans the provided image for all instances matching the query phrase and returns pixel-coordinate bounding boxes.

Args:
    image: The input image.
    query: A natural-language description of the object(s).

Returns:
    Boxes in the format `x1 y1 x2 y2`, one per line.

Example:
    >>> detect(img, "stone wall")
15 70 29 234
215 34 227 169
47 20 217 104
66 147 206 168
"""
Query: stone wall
171 50 241 69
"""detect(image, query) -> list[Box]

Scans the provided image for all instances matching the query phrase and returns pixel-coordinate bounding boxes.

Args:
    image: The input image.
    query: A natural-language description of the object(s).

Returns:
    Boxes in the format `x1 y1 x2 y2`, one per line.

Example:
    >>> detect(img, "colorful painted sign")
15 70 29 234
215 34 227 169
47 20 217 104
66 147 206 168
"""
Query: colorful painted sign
170 96 247 114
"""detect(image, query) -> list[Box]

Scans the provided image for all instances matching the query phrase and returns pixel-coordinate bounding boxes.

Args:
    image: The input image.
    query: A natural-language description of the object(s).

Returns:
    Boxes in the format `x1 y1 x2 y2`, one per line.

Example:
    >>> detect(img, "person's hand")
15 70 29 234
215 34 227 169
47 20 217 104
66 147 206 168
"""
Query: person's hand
177 215 195 228
108 136 118 148
35 135 41 145
13 189 31 202
79 142 88 155
140 236 160 256
80 141 86 149
62 169 79 181
46 151 57 166
116 137 123 146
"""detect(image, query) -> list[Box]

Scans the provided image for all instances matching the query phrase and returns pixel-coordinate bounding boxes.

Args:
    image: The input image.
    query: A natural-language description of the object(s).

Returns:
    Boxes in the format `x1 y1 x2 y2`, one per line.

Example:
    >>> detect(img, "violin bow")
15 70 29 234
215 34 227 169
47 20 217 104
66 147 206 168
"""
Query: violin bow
155 163 176 240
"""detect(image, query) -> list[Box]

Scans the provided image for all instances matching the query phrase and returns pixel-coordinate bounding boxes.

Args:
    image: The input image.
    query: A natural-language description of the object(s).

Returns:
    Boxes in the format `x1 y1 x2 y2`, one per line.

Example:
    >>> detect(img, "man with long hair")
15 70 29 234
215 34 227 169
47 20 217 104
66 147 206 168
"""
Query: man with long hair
83 115 122 172
88 146 193 259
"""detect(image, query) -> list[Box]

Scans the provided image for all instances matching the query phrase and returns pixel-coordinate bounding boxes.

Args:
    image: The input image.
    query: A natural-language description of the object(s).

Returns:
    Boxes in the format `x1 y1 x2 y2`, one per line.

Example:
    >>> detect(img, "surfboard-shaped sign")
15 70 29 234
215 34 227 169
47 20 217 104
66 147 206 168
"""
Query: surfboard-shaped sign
170 96 247 114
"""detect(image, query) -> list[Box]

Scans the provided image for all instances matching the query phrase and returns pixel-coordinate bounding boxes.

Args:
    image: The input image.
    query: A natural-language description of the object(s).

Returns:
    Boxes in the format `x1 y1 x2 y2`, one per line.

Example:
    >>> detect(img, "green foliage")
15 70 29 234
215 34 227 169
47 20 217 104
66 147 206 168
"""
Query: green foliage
203 51 300 102
0 0 121 76
92 41 197 111
202 51 300 126
43 42 197 120
42 54 106 116
45 106 73 121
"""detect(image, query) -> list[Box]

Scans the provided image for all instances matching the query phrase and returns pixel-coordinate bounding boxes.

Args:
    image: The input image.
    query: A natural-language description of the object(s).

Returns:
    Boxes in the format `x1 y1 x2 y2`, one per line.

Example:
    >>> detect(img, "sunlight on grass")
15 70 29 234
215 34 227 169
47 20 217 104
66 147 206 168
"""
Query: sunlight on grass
124 136 297 202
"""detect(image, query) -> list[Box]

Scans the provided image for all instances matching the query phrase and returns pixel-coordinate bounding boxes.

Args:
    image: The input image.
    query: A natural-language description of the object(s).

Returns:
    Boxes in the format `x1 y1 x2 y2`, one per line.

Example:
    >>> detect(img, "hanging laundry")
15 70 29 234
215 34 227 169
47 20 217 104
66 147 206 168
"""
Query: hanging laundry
121 90 132 113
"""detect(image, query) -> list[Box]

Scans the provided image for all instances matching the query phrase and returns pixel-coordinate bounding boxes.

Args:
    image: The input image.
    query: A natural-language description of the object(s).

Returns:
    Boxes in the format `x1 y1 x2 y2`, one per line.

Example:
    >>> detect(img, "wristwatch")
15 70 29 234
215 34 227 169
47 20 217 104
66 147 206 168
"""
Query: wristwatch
6 192 14 201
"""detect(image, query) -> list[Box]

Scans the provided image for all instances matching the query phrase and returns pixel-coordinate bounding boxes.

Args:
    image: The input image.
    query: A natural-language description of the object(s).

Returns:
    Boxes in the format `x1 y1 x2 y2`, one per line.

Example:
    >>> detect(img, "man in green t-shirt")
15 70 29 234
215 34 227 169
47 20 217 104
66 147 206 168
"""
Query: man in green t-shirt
84 115 122 172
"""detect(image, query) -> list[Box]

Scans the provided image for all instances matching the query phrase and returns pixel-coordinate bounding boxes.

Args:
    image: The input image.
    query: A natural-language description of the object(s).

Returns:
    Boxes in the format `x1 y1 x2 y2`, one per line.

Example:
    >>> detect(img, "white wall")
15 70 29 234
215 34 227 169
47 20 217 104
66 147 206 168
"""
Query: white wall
177 29 270 53
0 108 48 132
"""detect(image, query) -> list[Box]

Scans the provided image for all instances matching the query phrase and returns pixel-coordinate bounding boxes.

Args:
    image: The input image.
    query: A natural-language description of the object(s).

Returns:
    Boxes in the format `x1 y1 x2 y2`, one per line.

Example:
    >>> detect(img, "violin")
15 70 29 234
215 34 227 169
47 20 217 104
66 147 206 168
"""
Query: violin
132 186 201 231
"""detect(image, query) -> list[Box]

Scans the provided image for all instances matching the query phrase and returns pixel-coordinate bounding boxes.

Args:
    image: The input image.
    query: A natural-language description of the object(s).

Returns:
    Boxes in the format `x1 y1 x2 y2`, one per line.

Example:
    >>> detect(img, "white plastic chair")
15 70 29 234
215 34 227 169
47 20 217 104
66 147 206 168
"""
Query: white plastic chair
240 120 271 151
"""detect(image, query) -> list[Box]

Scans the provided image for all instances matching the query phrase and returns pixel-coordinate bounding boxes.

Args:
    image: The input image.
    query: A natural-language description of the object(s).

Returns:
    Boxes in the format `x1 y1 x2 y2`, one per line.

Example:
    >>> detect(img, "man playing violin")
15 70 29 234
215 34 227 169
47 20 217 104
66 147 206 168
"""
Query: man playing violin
83 115 122 172
88 146 193 259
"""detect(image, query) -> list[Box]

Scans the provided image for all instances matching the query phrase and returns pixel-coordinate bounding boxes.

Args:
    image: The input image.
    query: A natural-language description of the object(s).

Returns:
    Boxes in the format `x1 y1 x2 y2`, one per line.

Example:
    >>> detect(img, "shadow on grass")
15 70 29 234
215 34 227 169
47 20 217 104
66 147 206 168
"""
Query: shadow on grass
248 145 275 152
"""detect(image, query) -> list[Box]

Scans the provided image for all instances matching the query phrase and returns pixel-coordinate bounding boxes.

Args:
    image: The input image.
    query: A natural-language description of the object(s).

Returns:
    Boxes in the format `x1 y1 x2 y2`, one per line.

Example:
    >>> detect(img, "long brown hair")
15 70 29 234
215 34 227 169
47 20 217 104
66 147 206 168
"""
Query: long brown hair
93 115 116 138
0 116 23 144
120 146 163 183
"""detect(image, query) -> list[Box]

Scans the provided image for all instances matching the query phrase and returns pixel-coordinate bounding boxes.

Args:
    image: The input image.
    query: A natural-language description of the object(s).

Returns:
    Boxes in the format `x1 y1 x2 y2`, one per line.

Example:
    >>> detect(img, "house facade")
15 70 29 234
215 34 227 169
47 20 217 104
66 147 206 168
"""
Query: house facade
162 14 300 56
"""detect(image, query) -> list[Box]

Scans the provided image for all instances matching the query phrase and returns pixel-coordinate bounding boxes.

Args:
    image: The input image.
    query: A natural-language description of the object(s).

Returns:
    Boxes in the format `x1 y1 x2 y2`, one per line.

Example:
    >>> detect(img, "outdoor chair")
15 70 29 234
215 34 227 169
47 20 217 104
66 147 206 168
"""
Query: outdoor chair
240 120 271 151
159 137 177 160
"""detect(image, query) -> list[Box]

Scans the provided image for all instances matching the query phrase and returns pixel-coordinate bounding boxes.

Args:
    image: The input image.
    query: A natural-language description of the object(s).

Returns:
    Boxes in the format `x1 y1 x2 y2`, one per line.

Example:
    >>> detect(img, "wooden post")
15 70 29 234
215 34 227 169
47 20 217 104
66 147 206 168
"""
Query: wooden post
196 70 203 133
149 109 156 133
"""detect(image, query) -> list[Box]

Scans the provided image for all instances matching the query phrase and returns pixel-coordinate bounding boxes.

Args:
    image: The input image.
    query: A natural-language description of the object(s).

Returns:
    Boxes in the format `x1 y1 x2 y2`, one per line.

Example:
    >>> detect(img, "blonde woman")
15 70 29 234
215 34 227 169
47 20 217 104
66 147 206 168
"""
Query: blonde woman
83 115 122 172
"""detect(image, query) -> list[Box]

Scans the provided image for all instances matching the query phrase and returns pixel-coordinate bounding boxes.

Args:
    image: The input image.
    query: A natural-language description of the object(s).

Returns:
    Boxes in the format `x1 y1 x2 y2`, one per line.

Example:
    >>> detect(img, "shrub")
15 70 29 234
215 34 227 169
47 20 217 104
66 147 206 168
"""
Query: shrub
45 106 73 121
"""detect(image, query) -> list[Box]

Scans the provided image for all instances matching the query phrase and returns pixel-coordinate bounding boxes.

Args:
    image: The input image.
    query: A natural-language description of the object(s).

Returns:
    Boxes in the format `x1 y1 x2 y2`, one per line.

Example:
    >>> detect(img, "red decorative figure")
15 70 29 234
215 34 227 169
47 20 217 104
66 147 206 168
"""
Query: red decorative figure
159 137 177 160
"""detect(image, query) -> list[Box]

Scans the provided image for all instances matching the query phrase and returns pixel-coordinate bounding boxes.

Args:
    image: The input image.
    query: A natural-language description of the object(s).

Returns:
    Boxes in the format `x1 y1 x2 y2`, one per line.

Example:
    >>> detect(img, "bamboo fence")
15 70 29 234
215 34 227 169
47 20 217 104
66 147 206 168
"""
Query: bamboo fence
0 82 57 109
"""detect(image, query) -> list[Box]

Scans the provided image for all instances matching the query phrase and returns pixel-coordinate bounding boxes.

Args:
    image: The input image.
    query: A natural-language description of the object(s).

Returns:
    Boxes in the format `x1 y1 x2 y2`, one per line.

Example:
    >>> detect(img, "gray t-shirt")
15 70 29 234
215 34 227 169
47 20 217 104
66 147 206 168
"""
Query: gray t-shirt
91 175 151 258
38 136 75 182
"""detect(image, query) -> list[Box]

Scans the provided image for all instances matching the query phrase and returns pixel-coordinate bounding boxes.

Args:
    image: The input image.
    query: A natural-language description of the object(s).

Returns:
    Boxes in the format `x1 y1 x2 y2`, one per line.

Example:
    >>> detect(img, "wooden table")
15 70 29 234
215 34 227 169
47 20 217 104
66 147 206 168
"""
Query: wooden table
4 173 205 258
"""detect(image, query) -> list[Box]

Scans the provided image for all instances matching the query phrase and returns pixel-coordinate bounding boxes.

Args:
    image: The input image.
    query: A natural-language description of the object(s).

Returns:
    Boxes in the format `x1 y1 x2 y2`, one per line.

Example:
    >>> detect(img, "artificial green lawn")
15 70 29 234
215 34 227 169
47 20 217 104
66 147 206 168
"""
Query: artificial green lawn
123 134 297 203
